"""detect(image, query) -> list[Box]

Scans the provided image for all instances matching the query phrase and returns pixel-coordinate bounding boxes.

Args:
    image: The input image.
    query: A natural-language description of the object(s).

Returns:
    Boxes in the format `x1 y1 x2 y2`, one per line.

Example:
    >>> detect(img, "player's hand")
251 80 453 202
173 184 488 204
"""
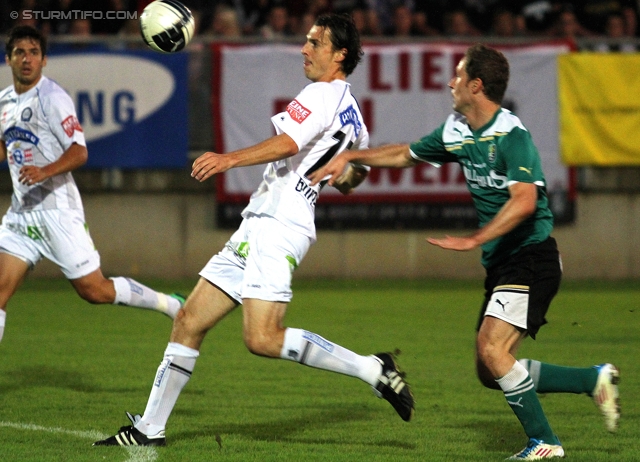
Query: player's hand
332 172 355 195
19 165 47 185
307 154 349 187
427 235 479 251
191 152 233 182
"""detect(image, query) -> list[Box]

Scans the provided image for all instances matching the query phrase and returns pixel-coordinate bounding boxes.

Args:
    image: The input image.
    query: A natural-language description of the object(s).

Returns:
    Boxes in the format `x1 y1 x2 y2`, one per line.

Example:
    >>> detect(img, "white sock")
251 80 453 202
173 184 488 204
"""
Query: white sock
136 342 199 436
280 328 381 386
111 277 182 318
0 309 5 343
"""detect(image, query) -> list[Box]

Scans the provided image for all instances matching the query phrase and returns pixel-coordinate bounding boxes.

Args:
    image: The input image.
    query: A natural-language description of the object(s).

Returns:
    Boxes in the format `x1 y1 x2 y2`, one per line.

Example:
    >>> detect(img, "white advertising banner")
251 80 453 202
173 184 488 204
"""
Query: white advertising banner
213 41 573 228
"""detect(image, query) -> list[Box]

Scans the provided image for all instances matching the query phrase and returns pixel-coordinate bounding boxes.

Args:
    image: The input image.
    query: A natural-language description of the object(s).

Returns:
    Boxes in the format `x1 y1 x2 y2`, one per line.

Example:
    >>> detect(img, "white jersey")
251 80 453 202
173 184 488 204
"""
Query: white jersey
0 76 85 212
242 79 369 240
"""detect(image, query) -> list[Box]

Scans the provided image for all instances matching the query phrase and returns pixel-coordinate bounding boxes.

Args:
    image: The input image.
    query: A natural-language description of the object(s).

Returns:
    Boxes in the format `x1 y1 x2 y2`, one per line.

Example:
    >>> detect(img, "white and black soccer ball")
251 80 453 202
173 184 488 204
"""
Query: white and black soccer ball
140 0 195 53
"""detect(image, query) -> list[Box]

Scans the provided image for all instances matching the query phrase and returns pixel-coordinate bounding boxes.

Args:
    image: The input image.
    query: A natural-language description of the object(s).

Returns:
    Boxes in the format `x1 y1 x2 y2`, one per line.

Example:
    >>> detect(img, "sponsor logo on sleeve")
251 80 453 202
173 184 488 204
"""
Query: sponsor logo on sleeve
61 115 83 137
339 105 362 137
286 99 311 124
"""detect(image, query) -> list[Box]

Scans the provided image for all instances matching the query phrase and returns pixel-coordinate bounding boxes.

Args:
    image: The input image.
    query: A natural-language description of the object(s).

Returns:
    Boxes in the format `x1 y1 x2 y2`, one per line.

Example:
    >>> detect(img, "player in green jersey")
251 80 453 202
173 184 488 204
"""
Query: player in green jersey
309 43 620 460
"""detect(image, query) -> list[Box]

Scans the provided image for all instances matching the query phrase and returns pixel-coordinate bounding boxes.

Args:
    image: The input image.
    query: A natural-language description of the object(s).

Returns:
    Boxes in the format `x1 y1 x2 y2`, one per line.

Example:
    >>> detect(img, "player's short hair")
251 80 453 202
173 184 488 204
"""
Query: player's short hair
314 13 363 77
5 25 48 58
464 44 509 104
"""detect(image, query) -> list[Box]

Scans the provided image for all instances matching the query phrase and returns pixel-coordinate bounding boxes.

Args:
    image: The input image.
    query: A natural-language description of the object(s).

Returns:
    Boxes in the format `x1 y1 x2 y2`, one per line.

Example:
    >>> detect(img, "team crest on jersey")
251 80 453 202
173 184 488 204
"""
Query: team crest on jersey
339 105 362 137
286 99 311 124
21 107 33 122
61 115 83 137
488 143 497 163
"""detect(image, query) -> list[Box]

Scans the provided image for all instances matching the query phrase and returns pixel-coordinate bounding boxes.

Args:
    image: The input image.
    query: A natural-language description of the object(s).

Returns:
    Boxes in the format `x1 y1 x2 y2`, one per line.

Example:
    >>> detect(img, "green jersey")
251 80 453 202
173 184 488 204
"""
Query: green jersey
410 109 554 269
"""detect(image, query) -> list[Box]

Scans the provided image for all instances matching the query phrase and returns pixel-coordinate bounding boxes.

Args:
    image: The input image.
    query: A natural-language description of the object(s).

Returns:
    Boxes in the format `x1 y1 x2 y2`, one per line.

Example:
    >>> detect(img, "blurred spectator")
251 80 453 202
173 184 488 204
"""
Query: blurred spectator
260 4 293 39
591 12 639 51
69 17 92 35
622 4 638 36
412 7 440 36
491 8 526 37
227 0 271 36
443 9 481 37
552 5 594 39
205 4 242 37
351 6 378 36
572 0 637 35
365 0 414 36
386 5 414 36
295 11 316 36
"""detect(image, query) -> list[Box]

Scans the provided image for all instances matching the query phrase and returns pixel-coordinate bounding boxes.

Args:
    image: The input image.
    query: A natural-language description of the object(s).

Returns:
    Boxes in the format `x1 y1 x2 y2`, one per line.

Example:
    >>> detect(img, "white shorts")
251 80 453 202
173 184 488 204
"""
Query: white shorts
0 208 101 279
199 215 311 304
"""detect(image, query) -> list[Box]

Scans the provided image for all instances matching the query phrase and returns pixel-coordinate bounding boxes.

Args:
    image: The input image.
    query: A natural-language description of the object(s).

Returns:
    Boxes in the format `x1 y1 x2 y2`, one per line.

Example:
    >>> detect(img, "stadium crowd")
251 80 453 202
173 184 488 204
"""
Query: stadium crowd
1 0 639 45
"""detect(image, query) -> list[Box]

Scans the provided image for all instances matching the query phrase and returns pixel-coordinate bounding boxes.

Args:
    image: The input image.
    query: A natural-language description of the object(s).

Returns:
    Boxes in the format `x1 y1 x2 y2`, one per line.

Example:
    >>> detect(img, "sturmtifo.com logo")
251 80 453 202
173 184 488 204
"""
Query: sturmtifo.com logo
10 10 138 20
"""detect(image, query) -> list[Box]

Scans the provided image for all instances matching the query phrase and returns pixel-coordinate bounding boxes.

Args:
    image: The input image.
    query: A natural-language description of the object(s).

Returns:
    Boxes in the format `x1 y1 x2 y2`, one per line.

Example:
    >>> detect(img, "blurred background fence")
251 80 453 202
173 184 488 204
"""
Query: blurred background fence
1 34 639 280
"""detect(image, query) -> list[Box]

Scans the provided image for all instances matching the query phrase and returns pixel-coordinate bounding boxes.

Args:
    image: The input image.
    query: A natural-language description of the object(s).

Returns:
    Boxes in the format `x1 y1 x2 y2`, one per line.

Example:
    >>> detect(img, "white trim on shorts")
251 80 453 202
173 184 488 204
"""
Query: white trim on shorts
484 284 529 330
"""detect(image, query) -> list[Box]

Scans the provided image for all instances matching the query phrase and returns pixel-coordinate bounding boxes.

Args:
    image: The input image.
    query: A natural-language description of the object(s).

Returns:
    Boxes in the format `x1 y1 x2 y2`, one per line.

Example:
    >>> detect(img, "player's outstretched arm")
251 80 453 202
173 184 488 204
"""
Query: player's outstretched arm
308 143 415 187
191 133 298 182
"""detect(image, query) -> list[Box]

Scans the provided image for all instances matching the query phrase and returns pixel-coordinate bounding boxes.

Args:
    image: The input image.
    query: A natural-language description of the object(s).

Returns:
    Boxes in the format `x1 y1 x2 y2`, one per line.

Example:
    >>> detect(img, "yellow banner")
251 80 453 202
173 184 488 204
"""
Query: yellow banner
559 53 640 165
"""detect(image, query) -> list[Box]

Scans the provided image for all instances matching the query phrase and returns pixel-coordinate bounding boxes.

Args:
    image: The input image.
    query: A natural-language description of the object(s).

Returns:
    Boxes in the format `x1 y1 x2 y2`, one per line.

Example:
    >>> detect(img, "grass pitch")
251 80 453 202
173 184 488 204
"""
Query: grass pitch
0 278 637 461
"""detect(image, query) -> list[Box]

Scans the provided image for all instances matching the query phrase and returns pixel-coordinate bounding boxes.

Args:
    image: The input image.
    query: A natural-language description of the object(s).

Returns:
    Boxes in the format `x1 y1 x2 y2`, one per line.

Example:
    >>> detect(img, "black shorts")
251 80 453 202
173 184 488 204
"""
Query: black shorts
477 237 562 339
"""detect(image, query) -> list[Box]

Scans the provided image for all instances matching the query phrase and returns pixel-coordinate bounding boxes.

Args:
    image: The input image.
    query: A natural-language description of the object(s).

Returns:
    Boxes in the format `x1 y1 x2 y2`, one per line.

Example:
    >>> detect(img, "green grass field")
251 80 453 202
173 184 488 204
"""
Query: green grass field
0 278 638 461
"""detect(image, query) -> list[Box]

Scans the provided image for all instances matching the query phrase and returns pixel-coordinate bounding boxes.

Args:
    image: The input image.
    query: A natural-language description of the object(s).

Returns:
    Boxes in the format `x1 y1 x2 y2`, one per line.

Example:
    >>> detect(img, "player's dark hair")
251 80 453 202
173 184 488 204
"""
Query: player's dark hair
5 25 48 58
464 44 509 104
314 13 363 77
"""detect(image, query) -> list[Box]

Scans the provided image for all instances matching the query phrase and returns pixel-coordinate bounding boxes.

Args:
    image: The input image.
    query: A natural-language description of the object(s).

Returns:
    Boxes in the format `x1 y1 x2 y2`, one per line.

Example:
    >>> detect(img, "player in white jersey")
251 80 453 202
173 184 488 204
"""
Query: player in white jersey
95 14 414 448
0 26 185 344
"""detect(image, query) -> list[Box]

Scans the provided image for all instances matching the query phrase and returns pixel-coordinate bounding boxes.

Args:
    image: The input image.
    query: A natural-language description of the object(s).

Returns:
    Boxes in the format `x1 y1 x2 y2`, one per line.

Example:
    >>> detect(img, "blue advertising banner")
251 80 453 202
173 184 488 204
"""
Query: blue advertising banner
1 45 188 168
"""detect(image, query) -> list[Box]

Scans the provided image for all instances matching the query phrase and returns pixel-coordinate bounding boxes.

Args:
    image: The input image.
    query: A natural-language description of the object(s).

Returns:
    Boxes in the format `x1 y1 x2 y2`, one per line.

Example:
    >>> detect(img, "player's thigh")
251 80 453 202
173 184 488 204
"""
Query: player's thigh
242 298 287 336
173 277 239 337
241 216 311 303
0 252 30 305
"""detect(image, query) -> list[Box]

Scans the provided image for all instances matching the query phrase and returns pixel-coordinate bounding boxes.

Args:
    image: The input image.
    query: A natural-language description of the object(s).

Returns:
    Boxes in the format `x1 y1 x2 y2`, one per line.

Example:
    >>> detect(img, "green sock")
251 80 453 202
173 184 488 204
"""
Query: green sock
498 361 559 444
519 359 598 395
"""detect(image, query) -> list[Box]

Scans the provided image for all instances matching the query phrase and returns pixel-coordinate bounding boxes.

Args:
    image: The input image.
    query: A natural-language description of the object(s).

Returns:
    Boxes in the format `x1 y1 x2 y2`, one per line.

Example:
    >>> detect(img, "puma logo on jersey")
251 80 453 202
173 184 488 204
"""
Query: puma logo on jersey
495 299 509 311
519 166 532 175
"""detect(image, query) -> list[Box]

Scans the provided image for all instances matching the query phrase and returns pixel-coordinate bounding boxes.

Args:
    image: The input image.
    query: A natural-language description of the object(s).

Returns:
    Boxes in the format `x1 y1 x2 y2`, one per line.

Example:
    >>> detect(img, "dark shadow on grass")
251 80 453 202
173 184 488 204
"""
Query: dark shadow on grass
0 366 99 393
0 365 207 396
458 418 523 454
173 405 416 450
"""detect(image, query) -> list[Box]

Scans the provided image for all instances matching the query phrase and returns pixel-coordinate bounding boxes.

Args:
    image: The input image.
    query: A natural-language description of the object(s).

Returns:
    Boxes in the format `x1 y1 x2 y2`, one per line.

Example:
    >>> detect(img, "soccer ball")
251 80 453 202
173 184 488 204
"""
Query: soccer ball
139 0 195 53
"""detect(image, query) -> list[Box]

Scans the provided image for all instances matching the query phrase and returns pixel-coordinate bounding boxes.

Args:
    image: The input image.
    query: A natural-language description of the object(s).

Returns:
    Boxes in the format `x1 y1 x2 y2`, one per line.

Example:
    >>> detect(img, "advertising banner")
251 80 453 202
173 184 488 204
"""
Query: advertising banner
559 53 640 165
1 46 188 168
213 41 574 229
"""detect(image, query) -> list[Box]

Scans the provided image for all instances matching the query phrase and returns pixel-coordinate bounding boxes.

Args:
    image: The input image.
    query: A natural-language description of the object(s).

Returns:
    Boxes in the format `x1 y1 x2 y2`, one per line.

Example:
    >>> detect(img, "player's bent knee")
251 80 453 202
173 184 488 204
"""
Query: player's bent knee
76 287 106 304
243 333 277 358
